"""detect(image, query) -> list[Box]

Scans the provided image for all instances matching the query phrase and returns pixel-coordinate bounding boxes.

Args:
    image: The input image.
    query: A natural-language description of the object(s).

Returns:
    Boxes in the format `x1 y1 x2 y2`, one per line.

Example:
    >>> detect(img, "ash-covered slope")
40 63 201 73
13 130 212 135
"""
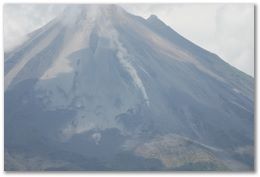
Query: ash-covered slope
4 4 254 171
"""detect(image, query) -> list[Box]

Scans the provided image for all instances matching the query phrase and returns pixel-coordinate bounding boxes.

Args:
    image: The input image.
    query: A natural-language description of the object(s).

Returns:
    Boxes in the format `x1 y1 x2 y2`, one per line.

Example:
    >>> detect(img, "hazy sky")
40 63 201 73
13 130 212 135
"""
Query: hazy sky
3 4 254 76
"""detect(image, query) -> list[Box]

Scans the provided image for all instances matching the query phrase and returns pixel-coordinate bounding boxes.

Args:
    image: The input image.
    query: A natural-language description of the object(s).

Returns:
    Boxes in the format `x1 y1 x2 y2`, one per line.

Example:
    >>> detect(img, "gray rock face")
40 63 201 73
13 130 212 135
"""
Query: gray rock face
4 4 254 171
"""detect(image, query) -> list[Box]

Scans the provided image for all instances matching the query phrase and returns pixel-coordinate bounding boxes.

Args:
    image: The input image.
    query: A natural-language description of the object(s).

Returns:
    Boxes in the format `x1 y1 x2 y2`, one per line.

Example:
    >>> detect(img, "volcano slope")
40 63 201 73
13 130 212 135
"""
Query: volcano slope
4 4 254 171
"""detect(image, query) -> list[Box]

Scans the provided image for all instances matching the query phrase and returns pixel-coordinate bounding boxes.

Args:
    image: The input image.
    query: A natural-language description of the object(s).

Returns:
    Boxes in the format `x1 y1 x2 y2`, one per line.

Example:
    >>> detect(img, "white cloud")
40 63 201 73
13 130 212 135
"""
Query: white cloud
214 4 254 76
3 4 65 51
3 4 254 76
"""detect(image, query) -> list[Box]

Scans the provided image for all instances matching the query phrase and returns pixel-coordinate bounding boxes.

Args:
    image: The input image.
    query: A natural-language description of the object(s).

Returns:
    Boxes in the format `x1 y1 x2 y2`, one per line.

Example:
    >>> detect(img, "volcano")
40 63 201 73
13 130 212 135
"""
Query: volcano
4 4 254 171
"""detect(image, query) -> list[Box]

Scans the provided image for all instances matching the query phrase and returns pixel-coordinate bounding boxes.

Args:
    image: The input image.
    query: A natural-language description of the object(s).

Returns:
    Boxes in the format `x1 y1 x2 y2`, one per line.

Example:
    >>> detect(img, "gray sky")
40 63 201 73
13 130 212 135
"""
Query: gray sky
3 4 254 76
